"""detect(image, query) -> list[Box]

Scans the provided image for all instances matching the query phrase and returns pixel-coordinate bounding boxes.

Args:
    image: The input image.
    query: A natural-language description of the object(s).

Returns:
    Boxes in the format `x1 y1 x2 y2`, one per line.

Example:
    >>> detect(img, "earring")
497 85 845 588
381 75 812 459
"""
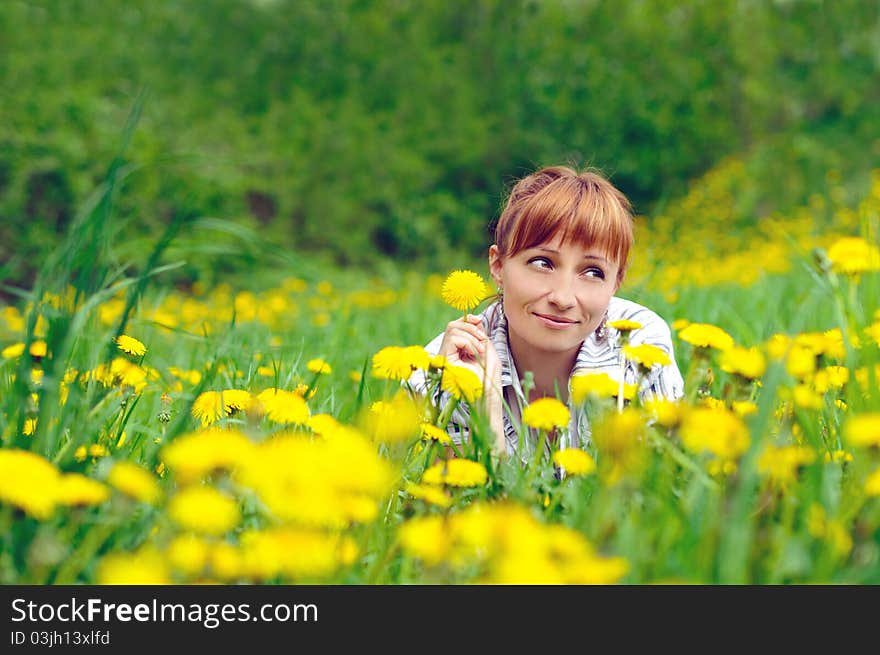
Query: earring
594 311 608 340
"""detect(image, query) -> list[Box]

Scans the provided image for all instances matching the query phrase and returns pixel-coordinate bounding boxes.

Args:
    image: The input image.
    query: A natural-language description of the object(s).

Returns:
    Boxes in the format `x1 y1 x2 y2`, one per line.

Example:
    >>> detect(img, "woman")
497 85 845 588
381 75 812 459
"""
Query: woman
414 165 684 460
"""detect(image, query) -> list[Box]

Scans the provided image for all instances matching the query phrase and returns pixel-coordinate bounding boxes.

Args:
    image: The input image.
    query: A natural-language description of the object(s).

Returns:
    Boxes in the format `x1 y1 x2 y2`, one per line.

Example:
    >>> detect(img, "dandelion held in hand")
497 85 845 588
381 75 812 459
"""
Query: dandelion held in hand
441 270 488 317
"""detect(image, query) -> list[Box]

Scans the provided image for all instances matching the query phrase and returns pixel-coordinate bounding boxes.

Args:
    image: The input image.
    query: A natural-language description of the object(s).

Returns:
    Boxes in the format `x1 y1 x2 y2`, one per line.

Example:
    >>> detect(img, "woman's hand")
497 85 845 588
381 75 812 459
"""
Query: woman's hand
438 315 506 456
438 315 500 384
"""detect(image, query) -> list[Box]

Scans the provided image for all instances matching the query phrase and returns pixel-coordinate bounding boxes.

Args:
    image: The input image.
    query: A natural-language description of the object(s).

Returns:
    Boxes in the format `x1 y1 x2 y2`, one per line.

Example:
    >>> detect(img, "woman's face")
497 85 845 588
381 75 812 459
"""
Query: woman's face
489 233 621 358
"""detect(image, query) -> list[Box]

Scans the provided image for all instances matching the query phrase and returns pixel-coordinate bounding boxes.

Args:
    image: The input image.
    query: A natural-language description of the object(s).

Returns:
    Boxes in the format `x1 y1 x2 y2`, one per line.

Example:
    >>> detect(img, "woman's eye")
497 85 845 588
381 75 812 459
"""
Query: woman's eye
583 267 605 279
527 257 553 270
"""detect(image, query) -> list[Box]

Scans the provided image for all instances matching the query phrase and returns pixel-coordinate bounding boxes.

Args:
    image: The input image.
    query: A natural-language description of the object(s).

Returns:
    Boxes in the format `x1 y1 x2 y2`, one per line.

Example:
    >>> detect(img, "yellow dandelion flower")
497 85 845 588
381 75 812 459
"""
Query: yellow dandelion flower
591 408 646 483
827 521 853 556
607 319 643 332
220 389 253 413
422 459 488 487
307 413 342 436
420 423 451 445
29 340 48 358
405 482 452 508
116 335 147 356
0 449 60 519
191 389 253 425
826 236 880 275
792 383 823 410
824 450 853 464
440 364 484 404
720 346 766 380
671 319 690 331
570 372 636 404
167 534 211 577
766 334 791 360
865 468 880 496
440 270 488 312
843 413 880 448
680 407 750 461
812 366 849 393
161 427 254 483
707 459 738 477
866 321 880 347
107 461 161 504
292 383 317 399
210 542 243 581
399 515 451 565
55 474 110 506
552 448 596 476
168 366 202 386
678 323 735 351
192 391 225 425
522 397 570 432
349 370 362 383
88 444 109 458
757 445 816 488
97 547 170 585
2 342 25 359
785 345 817 379
429 355 447 370
306 358 332 375
700 397 725 410
168 486 240 536
363 395 422 444
372 345 430 380
256 388 310 425
622 343 671 369
731 401 758 417
644 398 682 427
23 418 37 436
854 365 880 393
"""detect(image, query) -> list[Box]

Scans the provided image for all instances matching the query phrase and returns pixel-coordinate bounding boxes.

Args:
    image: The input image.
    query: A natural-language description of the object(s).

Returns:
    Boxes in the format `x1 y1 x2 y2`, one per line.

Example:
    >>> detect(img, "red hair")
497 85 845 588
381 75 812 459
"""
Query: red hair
493 166 634 282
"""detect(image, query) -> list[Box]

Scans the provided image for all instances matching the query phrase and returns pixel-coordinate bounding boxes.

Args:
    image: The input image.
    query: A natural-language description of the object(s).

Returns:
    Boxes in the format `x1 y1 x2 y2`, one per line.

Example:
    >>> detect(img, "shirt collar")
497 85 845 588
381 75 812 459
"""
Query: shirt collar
480 300 615 392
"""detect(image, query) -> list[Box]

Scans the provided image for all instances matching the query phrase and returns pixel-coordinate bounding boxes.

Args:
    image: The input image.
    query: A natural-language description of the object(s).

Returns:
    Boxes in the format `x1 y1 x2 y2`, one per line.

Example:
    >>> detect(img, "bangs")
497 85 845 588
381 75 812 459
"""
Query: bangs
499 173 633 270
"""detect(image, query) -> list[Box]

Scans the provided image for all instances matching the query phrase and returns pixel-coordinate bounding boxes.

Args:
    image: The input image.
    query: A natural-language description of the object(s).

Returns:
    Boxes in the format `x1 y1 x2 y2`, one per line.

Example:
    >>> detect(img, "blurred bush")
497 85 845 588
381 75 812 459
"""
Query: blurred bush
1 0 878 285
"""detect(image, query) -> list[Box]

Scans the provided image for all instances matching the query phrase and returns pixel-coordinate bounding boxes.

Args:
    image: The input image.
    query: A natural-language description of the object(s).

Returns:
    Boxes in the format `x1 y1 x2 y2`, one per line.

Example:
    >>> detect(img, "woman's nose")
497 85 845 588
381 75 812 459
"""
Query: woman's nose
546 275 576 309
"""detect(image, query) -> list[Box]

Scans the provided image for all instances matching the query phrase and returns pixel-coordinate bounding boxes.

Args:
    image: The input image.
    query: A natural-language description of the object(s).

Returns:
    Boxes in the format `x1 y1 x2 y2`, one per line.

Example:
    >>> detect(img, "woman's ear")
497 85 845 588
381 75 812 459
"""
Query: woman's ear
488 244 503 288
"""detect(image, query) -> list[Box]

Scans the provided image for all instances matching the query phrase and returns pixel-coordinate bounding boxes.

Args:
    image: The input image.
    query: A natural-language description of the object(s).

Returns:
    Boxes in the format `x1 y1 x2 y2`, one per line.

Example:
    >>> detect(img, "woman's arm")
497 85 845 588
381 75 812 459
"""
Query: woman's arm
437 314 506 457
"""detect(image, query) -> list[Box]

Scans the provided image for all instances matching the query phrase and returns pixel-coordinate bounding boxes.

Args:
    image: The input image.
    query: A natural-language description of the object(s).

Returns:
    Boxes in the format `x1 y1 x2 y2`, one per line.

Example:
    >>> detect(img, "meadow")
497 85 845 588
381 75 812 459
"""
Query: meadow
1 157 879 585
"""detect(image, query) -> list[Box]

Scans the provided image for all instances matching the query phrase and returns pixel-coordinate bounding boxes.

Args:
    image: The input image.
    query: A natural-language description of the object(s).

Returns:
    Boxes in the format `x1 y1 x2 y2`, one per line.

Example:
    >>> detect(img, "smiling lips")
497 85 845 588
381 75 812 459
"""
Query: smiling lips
533 312 580 329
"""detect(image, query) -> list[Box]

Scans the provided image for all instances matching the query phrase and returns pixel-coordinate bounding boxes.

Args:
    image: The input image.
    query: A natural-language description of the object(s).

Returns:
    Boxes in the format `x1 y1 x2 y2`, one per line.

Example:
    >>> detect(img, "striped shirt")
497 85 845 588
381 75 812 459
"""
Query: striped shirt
410 297 684 460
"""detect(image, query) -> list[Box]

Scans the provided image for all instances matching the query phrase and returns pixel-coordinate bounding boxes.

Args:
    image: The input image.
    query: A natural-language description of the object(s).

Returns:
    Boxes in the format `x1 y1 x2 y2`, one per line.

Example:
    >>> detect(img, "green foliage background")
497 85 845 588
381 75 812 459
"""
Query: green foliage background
2 0 879 284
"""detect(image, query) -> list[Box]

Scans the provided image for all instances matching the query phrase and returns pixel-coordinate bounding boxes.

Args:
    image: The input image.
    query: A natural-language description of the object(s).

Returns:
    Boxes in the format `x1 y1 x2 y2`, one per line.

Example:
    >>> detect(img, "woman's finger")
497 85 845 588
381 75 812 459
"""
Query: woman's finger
440 332 484 361
446 319 489 344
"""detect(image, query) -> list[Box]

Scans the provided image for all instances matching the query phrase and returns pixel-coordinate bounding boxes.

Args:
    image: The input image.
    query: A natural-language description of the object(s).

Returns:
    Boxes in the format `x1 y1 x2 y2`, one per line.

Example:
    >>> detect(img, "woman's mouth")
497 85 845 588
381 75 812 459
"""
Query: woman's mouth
533 312 579 329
